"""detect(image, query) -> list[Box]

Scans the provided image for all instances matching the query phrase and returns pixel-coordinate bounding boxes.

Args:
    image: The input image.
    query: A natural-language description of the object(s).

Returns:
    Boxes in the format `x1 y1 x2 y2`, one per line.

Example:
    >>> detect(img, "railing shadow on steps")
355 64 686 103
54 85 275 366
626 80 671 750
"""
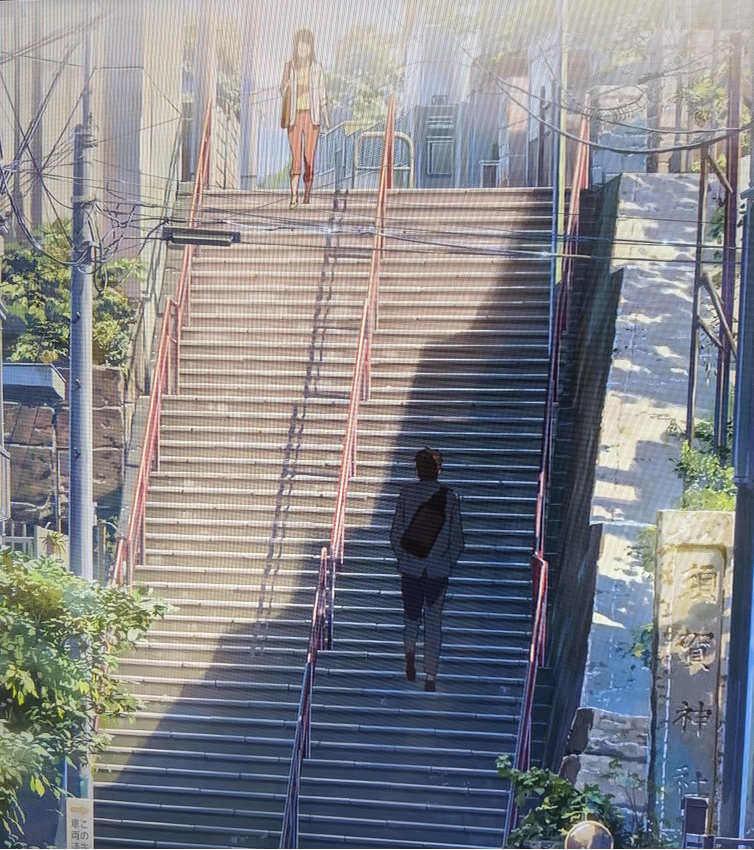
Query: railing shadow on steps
502 105 592 844
110 102 213 588
278 94 395 850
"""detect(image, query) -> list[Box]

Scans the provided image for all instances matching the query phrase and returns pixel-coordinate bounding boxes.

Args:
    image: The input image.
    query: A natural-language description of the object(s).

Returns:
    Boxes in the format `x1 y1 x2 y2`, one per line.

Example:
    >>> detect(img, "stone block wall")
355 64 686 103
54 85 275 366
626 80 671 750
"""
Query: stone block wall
563 707 650 831
3 366 126 526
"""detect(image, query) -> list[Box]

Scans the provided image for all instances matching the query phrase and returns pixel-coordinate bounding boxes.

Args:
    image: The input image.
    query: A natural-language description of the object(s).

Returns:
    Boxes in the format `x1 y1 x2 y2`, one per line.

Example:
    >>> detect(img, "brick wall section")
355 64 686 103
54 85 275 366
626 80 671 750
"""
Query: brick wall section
3 366 126 526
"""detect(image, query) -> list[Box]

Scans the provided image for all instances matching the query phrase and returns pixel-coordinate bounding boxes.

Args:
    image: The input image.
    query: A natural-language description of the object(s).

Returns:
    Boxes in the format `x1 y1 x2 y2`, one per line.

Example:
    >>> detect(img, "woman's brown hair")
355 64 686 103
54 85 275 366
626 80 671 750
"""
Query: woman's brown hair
292 28 315 66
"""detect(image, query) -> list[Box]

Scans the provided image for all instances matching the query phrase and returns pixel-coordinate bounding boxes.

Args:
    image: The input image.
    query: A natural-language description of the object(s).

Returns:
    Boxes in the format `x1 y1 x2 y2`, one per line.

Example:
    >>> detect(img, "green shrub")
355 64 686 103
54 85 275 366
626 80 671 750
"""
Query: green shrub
1 220 142 372
497 756 629 848
0 549 166 835
673 439 735 511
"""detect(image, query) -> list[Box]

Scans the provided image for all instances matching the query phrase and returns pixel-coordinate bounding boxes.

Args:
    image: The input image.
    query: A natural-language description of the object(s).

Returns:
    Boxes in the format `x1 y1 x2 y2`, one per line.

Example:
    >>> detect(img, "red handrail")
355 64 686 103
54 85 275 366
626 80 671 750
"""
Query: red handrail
279 97 395 849
331 96 394 554
504 104 591 841
111 103 213 587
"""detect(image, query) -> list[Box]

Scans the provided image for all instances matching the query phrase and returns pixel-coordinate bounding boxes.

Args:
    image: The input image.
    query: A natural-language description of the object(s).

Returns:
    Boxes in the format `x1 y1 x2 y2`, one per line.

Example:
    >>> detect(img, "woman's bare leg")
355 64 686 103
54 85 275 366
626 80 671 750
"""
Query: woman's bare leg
287 116 304 208
302 114 319 203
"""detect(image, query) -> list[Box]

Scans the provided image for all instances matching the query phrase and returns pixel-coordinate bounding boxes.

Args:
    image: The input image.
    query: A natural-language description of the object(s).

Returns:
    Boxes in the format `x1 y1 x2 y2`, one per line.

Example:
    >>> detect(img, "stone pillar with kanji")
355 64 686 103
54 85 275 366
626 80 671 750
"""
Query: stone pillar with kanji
650 510 734 840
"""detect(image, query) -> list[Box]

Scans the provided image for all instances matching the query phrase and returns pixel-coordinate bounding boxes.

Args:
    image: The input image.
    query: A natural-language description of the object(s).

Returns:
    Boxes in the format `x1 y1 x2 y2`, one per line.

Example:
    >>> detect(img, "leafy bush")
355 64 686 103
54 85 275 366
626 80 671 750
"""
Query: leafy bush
673 439 735 511
497 756 630 848
622 623 654 670
1 220 142 371
629 526 657 575
0 549 166 835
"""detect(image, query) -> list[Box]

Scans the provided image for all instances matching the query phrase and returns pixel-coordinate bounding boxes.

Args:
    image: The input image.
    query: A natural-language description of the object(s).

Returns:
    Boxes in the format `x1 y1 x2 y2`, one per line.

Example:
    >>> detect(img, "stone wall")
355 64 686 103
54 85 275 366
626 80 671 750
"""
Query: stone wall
4 366 126 526
563 707 650 832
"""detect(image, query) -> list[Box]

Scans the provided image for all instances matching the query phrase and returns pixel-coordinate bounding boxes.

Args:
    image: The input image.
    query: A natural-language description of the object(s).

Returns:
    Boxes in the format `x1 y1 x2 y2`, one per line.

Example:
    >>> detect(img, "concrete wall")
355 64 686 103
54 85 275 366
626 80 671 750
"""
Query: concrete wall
542 177 623 770
3 366 126 526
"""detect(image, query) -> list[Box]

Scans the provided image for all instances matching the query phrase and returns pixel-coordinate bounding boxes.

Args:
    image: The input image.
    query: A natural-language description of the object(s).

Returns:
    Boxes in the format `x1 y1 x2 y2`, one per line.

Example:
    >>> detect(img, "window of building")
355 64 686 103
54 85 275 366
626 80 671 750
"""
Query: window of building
426 139 453 176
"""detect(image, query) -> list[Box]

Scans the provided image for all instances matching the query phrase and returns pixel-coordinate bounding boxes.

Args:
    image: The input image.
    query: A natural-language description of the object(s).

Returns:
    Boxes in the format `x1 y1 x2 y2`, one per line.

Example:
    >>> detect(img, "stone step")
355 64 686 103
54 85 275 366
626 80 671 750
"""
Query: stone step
94 772 506 812
143 500 537 530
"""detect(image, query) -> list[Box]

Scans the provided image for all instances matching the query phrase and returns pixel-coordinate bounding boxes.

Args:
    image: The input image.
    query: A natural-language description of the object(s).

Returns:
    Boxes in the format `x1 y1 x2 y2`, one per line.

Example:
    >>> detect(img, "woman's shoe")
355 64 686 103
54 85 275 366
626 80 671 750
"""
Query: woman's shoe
424 677 436 692
289 197 298 209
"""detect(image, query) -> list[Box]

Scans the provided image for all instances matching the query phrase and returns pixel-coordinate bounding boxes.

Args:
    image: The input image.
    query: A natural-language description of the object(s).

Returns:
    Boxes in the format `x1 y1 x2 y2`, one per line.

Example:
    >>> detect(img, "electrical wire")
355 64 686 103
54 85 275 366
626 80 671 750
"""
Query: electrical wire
381 0 752 156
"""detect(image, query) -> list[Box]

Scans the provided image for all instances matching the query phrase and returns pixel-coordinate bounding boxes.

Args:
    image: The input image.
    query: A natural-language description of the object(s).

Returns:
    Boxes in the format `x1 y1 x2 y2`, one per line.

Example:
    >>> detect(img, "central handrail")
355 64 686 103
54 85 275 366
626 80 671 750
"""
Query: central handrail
111 102 213 587
503 104 591 843
279 96 395 850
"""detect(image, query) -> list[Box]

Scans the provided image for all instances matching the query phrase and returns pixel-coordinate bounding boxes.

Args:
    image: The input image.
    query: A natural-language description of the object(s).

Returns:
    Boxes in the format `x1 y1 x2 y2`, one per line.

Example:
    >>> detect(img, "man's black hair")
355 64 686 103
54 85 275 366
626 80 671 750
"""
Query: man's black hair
415 447 443 480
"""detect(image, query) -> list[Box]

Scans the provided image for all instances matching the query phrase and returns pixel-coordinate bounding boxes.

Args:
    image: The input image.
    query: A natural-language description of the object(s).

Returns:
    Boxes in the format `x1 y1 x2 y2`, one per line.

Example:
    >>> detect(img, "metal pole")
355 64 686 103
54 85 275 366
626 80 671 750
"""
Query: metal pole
537 86 547 187
548 0 567 360
69 20 94 582
725 24 754 822
715 34 741 452
720 185 754 838
238 2 259 190
30 5 43 228
686 151 708 443
191 0 216 182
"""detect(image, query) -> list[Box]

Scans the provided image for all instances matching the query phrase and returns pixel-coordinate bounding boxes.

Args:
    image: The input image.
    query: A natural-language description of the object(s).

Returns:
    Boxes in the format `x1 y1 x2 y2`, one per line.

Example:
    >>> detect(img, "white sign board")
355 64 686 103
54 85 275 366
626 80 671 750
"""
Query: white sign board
66 796 94 849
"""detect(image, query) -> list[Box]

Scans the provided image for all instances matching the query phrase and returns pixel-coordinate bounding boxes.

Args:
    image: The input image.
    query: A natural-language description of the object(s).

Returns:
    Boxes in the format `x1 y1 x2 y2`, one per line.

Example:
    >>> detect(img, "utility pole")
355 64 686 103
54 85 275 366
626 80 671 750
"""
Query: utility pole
30 5 43 228
68 18 95 582
191 0 216 181
12 3 25 241
238 3 260 190
553 0 568 277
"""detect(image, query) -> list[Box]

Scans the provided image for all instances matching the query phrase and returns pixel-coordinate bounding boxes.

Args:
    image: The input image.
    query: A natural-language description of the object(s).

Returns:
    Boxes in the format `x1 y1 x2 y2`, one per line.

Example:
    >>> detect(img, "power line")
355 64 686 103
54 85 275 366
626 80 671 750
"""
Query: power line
383 0 752 157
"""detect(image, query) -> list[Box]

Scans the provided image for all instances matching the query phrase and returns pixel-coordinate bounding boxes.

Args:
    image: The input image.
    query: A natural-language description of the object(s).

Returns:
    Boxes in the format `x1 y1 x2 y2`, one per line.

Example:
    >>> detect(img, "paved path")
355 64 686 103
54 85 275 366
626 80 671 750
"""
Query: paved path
583 173 718 716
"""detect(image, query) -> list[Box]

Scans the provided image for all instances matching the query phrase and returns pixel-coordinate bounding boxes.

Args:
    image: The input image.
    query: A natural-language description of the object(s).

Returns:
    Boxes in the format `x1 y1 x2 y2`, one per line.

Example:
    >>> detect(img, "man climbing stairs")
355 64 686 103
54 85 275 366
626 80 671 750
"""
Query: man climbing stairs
94 186 553 849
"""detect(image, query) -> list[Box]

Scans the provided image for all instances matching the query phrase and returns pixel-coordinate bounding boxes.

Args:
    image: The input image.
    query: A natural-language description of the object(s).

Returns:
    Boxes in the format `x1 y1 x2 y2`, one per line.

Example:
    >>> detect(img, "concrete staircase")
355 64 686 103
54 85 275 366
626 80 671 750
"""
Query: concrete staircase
93 187 553 849
296 188 552 848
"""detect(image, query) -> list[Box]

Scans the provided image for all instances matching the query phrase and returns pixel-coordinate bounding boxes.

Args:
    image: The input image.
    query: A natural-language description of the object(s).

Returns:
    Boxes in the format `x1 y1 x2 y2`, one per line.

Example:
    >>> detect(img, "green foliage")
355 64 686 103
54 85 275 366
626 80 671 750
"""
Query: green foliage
259 161 291 191
0 549 166 835
602 757 675 848
330 25 403 125
629 525 657 575
622 623 654 670
708 204 725 244
685 76 727 128
497 756 629 848
1 220 142 371
673 433 736 511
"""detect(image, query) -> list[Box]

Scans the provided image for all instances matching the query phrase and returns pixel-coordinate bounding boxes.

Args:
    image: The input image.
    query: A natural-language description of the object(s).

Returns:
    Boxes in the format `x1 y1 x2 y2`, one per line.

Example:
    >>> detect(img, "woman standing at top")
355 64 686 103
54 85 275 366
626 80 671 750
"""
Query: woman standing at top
280 29 330 208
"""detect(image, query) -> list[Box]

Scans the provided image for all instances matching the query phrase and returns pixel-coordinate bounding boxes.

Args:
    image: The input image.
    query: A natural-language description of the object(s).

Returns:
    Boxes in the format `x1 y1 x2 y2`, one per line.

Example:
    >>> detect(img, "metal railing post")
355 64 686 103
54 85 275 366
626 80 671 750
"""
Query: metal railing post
112 102 212 587
504 94 591 847
279 97 395 849
686 151 708 444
